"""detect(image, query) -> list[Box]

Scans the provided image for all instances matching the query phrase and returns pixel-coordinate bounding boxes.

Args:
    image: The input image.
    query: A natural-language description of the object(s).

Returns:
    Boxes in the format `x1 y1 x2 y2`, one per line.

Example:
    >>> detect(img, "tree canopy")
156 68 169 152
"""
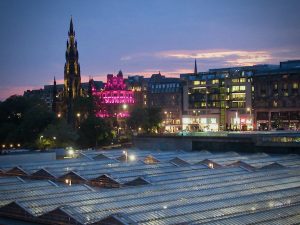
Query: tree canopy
77 116 113 148
127 107 162 133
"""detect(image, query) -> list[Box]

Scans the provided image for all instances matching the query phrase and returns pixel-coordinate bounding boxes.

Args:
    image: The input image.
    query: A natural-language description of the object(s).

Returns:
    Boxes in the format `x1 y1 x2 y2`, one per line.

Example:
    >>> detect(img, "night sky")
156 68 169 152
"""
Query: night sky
1 0 300 100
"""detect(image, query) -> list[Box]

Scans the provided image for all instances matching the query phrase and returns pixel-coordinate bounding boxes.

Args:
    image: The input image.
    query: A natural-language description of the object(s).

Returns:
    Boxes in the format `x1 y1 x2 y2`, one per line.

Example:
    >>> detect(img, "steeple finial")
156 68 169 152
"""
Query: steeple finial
69 16 74 36
194 59 198 75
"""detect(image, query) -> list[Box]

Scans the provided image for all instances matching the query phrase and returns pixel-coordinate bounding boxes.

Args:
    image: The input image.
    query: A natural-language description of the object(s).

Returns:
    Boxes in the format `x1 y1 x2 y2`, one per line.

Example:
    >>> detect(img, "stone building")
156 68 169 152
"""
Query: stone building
147 72 185 133
253 60 300 130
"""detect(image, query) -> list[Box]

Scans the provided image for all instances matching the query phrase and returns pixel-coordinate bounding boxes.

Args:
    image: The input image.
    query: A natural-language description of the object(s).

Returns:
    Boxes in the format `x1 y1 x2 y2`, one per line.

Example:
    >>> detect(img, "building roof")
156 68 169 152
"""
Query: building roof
0 149 300 224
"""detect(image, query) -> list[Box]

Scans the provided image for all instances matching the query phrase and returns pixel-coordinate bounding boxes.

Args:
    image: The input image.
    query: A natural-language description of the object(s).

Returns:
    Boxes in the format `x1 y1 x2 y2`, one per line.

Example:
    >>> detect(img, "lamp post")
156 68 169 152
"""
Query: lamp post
235 111 239 131
123 150 128 163
39 135 44 150
247 107 252 130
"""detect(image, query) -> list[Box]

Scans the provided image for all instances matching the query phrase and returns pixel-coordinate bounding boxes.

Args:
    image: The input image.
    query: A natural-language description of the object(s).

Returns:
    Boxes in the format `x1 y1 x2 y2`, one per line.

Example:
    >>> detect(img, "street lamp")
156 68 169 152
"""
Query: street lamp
57 113 61 118
53 136 56 140
68 149 74 157
77 113 81 118
247 107 252 130
235 111 239 131
123 150 128 162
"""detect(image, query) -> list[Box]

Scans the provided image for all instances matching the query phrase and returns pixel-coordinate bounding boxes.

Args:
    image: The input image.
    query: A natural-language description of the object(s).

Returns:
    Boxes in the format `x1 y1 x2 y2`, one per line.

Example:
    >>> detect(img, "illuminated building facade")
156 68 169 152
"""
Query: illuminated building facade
181 63 274 131
93 71 135 118
147 72 185 133
125 75 149 108
253 61 300 130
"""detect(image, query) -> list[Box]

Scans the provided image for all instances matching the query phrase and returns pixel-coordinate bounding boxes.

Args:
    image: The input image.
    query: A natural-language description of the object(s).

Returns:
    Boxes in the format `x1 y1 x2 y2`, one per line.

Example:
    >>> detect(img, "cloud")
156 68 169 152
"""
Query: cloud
120 48 300 73
157 49 273 66
125 68 190 77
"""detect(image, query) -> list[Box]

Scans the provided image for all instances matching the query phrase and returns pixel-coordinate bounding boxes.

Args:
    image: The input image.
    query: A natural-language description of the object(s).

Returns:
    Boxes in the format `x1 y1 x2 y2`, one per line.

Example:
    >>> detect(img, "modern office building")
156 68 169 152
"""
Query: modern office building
181 63 276 131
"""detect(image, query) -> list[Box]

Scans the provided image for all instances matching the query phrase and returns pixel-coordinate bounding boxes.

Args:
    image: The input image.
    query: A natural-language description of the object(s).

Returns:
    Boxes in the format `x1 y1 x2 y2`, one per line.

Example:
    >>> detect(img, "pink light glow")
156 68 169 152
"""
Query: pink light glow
91 73 135 118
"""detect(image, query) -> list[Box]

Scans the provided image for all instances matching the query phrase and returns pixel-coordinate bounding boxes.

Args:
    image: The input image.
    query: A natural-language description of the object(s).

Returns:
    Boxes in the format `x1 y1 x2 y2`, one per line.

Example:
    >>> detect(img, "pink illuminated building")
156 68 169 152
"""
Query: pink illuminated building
92 71 135 118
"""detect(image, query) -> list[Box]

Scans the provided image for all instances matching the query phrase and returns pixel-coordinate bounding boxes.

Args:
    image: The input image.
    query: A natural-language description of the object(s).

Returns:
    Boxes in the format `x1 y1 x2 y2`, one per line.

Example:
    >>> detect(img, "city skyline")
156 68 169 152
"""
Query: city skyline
1 0 300 100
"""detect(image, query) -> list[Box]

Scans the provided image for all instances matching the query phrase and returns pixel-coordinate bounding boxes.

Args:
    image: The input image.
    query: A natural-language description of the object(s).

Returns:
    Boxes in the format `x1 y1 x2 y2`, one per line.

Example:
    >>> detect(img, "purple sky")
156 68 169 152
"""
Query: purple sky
1 0 300 100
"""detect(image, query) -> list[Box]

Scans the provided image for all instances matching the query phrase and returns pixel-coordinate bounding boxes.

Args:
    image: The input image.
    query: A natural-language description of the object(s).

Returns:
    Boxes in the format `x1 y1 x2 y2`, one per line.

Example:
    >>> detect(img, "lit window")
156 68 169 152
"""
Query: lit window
200 118 207 124
239 78 246 82
293 82 299 89
232 78 239 83
232 86 240 92
200 81 206 85
194 81 200 85
239 86 246 91
212 79 219 84
210 118 217 124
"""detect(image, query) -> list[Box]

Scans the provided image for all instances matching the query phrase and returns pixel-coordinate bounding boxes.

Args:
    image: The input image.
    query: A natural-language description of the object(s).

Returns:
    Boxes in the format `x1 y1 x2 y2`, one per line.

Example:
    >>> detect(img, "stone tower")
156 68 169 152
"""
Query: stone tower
64 17 81 125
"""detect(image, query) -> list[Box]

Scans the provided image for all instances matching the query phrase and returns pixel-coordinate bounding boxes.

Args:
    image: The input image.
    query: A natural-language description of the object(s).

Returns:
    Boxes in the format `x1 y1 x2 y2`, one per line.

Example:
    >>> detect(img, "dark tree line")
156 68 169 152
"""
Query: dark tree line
0 95 112 150
126 107 162 133
0 95 163 150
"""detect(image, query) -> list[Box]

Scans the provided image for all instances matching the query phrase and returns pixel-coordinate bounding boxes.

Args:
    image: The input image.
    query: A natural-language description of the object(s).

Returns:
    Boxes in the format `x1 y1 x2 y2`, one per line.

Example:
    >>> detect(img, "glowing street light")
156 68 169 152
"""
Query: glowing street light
53 137 56 140
68 149 74 156
129 154 136 161
57 113 61 118
2 144 5 148
77 113 81 118
17 143 20 147
122 104 128 110
65 179 72 186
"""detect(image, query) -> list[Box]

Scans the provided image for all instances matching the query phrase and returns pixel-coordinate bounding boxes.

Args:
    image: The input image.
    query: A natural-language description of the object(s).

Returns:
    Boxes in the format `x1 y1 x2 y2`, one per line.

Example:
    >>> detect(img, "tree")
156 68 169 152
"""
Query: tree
15 104 56 147
127 107 162 133
77 116 113 148
126 107 147 130
0 95 55 148
146 107 162 132
73 96 93 119
38 119 78 149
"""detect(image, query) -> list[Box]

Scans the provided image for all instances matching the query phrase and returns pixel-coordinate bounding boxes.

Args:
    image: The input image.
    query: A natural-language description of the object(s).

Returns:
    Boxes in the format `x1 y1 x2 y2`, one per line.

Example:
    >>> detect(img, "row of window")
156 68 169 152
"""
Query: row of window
272 82 299 90
151 83 180 89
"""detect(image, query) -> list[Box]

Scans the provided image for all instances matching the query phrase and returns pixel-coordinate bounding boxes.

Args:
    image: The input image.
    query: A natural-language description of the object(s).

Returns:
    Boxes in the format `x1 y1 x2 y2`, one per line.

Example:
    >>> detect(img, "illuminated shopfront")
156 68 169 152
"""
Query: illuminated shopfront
230 112 253 131
182 116 219 131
